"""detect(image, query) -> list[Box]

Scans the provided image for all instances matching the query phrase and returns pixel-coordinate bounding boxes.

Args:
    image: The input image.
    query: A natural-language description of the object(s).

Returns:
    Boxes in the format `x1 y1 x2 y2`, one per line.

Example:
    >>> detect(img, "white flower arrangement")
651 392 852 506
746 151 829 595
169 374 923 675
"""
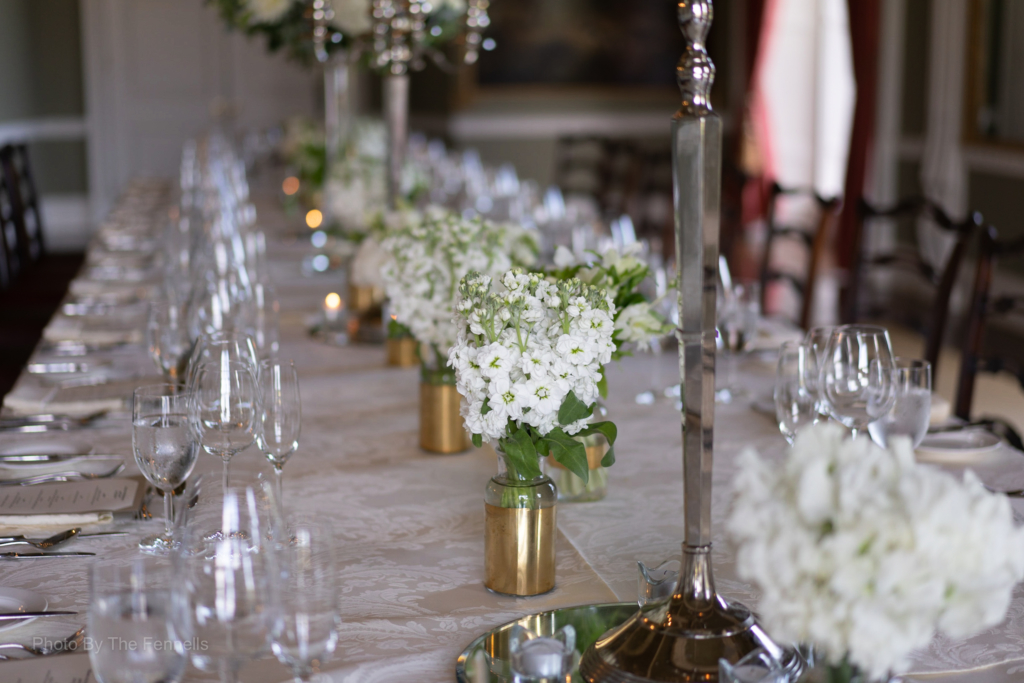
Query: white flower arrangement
245 0 292 23
551 244 672 357
448 269 619 483
381 209 538 371
728 422 1024 680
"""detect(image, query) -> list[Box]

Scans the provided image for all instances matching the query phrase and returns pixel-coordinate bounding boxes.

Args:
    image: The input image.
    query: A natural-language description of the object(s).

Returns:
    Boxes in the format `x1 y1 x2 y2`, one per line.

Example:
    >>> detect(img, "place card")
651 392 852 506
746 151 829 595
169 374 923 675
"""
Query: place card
0 478 141 515
0 653 93 682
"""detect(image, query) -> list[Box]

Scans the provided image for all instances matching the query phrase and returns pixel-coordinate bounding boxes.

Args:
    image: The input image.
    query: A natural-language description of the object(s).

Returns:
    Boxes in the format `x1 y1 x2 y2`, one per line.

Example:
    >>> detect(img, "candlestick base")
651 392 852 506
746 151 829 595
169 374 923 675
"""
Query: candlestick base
578 545 795 683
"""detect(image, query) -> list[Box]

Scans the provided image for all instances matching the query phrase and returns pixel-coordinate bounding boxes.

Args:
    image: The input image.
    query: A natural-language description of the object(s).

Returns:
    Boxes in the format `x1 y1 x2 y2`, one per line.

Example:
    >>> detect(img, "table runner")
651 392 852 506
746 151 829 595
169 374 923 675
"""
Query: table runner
2 185 1024 682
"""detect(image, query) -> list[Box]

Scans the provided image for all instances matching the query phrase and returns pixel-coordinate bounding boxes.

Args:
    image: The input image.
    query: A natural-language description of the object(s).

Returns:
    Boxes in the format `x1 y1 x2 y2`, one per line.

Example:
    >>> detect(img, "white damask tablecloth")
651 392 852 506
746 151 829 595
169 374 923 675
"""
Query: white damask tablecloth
3 186 1024 682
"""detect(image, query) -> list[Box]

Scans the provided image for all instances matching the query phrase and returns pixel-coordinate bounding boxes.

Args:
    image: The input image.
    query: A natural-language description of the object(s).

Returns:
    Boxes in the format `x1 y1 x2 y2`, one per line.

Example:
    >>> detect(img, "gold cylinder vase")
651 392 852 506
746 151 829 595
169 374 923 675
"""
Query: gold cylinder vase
484 461 557 596
419 382 470 453
348 283 384 313
386 337 418 367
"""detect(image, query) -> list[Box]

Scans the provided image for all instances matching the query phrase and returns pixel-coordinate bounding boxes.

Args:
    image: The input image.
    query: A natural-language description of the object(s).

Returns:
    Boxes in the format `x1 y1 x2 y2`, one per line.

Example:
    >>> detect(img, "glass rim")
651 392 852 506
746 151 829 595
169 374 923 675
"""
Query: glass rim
893 357 932 370
133 383 191 398
834 324 890 335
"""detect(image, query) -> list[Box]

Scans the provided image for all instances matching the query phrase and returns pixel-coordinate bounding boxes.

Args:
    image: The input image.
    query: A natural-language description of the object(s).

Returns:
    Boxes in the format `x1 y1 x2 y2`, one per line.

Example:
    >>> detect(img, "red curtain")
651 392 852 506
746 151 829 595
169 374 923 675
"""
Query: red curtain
838 0 881 270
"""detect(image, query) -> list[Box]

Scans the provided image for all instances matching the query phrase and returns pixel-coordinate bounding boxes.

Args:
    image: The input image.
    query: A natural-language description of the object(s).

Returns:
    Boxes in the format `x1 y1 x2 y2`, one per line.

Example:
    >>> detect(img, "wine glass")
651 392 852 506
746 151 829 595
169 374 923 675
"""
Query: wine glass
804 326 835 418
133 384 199 551
177 487 281 683
88 556 189 683
774 341 820 444
185 330 259 390
147 300 193 384
716 281 760 403
189 358 259 493
819 325 896 437
257 359 301 506
868 358 932 448
271 518 340 682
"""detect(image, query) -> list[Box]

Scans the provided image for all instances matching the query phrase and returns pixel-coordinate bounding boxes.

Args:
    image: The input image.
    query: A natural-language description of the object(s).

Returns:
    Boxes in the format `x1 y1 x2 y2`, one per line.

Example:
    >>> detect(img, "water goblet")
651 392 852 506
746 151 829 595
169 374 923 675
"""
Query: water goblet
257 359 301 506
819 325 896 437
88 556 189 683
147 300 193 384
804 325 834 418
177 488 280 683
774 341 820 444
189 359 259 493
133 384 199 552
868 358 932 448
271 519 340 682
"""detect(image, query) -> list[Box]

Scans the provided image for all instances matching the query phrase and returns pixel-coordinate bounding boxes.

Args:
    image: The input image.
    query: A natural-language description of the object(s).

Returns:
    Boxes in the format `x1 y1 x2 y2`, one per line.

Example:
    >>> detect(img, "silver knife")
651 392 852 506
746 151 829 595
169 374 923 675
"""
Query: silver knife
0 552 95 559
0 611 78 620
0 454 116 463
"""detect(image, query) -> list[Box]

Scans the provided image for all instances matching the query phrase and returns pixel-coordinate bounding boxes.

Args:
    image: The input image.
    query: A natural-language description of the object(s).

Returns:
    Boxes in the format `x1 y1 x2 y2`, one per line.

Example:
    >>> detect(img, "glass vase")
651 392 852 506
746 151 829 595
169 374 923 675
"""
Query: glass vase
420 367 469 453
485 448 557 596
545 432 609 502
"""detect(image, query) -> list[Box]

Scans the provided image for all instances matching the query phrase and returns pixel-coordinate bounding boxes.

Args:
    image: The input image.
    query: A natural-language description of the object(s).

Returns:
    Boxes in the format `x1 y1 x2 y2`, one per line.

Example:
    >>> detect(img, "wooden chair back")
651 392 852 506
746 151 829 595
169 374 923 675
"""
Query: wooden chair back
844 197 982 374
758 183 842 330
0 143 45 267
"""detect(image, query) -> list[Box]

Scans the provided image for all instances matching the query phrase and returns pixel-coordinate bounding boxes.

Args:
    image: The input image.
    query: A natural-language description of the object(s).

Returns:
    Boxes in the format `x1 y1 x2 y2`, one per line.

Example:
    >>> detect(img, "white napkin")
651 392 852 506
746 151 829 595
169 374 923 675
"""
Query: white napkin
2 377 128 417
0 512 114 529
42 318 142 346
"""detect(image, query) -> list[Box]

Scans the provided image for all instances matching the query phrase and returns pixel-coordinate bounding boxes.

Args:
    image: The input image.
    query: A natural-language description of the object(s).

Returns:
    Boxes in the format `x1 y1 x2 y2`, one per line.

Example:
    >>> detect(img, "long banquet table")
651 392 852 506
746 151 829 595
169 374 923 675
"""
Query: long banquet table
4 180 1024 682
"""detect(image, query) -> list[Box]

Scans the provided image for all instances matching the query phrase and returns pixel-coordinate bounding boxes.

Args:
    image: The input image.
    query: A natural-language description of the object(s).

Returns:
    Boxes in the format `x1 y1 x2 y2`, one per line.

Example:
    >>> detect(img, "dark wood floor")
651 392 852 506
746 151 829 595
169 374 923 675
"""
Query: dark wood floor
0 253 85 400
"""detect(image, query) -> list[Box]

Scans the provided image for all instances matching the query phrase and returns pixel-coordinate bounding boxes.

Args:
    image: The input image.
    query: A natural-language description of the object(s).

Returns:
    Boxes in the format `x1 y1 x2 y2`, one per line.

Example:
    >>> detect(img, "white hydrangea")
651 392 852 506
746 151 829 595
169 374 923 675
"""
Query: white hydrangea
245 0 293 23
381 209 537 361
728 422 1024 679
449 270 616 443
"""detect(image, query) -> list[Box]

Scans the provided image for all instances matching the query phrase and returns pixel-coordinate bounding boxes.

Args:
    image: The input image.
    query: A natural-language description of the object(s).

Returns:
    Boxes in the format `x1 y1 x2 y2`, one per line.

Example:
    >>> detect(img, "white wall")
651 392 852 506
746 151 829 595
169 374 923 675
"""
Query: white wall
81 0 320 224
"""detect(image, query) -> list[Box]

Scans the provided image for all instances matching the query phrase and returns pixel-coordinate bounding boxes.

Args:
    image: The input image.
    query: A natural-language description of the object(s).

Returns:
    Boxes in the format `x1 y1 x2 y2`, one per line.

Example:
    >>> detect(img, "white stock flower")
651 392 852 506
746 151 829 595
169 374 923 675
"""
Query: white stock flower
727 423 1024 679
245 0 293 24
328 0 372 36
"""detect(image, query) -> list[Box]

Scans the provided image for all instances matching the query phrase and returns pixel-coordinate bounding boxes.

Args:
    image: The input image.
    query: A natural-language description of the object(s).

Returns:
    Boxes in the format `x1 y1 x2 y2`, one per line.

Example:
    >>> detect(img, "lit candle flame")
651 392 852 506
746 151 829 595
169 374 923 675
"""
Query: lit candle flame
306 209 323 229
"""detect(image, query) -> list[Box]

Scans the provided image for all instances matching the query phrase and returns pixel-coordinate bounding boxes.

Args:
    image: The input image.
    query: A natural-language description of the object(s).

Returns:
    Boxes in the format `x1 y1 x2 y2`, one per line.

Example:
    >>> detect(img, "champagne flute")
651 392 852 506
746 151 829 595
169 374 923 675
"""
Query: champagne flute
819 325 896 437
133 384 199 551
88 557 189 683
774 341 820 444
257 359 301 506
189 359 259 493
147 300 193 384
271 518 340 682
868 358 932 448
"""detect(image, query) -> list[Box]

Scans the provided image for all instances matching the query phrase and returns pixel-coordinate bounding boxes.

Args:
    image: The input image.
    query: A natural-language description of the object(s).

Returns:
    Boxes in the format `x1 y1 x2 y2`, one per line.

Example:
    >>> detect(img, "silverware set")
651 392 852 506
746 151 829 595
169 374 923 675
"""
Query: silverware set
0 411 110 433
0 627 85 660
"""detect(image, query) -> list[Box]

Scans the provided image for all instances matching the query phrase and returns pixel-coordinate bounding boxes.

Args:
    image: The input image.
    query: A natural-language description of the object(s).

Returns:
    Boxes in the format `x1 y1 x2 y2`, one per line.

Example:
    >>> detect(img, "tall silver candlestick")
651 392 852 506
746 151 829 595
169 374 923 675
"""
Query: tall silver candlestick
579 3 786 680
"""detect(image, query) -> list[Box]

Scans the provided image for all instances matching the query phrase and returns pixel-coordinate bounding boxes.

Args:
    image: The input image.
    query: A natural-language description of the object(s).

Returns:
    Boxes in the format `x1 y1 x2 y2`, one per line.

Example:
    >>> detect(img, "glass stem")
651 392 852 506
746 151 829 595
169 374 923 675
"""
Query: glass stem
274 466 284 508
162 490 173 539
222 455 230 492
850 427 860 440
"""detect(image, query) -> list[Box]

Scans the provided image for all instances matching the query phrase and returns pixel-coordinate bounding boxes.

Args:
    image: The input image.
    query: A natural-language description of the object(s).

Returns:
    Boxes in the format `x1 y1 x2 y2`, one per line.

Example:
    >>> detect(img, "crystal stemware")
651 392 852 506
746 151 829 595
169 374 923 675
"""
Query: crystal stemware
819 325 896 437
716 281 760 403
189 359 259 492
868 358 932 448
185 330 259 390
177 487 281 683
256 359 301 506
147 299 193 384
804 325 834 418
88 556 189 683
133 384 199 551
270 518 340 682
774 341 820 444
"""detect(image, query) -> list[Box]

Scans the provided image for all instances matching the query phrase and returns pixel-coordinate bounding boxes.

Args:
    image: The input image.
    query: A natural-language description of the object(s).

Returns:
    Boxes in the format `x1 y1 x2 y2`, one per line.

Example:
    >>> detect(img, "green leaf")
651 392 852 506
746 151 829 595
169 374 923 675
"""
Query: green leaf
597 368 608 399
544 428 589 484
481 398 492 416
601 446 616 467
512 427 538 464
557 391 593 426
471 433 482 448
501 432 542 480
578 420 617 446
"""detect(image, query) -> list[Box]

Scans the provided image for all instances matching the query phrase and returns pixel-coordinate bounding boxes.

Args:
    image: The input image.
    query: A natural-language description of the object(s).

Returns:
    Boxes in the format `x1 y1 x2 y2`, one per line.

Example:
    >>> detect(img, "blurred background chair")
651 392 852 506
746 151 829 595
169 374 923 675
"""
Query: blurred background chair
845 197 982 378
758 183 841 330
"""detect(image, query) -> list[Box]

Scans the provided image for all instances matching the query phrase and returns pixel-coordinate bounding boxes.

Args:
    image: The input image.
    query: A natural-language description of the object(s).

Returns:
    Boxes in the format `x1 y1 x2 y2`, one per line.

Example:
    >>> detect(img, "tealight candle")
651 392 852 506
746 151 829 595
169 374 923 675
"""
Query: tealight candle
511 637 571 679
324 292 343 323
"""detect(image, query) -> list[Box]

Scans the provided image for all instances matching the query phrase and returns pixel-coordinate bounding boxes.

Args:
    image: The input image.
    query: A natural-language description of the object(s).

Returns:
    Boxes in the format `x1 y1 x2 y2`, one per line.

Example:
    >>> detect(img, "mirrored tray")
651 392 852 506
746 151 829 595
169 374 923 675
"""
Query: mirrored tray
456 602 637 683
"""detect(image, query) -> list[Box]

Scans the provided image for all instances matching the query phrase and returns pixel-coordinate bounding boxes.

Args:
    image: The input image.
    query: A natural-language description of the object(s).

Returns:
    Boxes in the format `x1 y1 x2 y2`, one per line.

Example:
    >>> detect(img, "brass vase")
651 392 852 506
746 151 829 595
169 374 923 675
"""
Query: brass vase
386 337 418 367
348 283 384 314
484 450 557 596
545 433 609 502
419 381 470 453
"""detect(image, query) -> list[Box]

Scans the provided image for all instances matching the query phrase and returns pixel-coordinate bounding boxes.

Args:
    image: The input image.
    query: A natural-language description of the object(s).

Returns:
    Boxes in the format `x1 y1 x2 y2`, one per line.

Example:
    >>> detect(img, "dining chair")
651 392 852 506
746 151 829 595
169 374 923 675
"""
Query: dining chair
758 182 842 330
0 157 20 290
0 143 45 268
844 197 983 375
954 225 1024 443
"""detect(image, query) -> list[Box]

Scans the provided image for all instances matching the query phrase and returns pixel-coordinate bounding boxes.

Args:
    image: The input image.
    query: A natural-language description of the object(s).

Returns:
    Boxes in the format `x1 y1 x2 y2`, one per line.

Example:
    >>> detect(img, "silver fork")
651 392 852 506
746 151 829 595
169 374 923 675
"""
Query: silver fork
0 627 85 658
0 464 125 486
